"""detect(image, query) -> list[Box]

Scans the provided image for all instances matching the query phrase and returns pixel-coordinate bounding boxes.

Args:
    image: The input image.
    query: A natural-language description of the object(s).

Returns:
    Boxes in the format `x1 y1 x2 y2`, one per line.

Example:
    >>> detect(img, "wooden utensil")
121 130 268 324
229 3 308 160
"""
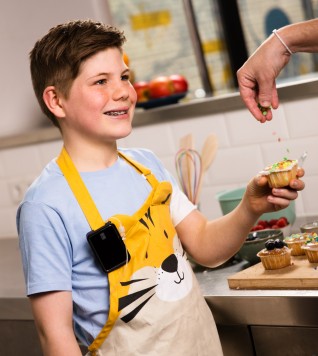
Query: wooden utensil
179 133 194 151
201 134 218 172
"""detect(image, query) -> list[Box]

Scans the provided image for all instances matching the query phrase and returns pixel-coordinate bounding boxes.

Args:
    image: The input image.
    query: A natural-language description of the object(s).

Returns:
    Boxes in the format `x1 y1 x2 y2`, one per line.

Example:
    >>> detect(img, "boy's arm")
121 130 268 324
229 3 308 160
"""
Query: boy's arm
177 171 304 267
30 291 82 356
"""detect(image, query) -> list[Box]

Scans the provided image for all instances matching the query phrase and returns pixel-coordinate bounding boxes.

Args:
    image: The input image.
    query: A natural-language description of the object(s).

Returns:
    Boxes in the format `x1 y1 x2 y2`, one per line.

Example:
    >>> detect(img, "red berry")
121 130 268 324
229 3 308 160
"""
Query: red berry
251 224 264 232
277 218 287 227
271 224 279 229
269 219 278 227
280 216 289 224
258 220 269 229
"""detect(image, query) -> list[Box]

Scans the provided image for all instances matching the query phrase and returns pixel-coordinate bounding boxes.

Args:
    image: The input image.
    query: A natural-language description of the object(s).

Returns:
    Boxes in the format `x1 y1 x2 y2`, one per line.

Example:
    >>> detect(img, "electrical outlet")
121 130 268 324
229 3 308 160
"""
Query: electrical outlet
8 179 32 204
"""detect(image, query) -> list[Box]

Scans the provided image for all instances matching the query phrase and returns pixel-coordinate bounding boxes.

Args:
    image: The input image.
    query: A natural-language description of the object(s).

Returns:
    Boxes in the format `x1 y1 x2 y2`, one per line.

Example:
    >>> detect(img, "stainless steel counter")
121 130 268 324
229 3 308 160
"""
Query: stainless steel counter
195 261 318 327
195 214 318 327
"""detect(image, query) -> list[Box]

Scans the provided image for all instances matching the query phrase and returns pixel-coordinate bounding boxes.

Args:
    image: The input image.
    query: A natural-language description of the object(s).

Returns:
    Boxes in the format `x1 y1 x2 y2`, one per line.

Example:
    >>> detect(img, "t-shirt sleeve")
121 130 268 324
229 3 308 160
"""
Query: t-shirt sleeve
17 201 73 296
170 185 196 226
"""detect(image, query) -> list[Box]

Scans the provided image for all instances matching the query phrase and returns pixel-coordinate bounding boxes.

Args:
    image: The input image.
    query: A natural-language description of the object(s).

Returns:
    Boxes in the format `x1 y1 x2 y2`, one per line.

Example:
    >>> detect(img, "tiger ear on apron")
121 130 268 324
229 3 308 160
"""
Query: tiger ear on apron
57 147 223 356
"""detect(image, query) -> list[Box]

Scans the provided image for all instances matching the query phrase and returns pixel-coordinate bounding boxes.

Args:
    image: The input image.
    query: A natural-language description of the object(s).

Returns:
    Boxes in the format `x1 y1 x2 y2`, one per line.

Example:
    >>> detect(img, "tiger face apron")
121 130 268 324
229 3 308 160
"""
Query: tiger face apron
57 147 223 356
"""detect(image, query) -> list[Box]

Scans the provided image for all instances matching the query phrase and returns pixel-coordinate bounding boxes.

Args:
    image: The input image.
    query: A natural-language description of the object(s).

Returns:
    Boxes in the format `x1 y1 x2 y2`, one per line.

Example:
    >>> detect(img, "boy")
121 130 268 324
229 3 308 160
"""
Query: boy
17 20 304 356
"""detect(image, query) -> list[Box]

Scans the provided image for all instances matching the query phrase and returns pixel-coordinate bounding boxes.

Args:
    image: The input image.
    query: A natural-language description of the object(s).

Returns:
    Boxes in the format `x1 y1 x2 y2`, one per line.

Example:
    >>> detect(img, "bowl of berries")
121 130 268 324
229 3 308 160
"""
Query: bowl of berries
250 216 291 237
238 229 284 266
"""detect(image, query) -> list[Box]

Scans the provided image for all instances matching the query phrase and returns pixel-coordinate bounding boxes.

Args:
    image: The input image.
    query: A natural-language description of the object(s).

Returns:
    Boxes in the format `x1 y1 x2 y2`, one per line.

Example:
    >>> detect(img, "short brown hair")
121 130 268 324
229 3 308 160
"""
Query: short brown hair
30 19 126 127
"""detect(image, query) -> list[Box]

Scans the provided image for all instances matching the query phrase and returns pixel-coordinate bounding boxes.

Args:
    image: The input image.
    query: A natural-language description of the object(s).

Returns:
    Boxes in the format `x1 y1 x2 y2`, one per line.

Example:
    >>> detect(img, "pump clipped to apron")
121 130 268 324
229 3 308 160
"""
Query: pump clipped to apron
57 147 223 356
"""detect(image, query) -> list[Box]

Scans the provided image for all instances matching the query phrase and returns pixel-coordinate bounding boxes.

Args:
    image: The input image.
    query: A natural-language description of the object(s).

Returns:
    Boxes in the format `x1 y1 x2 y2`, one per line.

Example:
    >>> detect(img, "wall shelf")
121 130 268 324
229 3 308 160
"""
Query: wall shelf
1 77 318 150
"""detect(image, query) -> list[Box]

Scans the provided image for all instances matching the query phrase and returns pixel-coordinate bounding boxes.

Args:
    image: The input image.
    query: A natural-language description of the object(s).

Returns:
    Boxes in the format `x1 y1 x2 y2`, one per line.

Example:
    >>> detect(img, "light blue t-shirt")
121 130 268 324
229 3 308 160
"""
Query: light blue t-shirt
17 148 194 346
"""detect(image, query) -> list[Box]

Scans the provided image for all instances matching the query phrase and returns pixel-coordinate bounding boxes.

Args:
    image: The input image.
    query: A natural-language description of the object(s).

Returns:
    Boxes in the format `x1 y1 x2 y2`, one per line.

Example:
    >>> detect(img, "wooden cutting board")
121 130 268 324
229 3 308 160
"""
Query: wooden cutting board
228 256 318 290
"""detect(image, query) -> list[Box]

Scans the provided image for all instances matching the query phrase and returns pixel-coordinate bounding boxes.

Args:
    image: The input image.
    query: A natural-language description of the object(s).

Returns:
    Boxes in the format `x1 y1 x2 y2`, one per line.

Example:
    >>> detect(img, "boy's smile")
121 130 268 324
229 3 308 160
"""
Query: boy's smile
57 47 137 146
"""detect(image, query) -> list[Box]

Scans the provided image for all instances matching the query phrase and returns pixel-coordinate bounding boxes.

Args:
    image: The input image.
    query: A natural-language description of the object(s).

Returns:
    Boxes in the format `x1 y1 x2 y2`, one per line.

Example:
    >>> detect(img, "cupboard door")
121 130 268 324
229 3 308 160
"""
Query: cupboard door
251 325 318 355
217 325 254 356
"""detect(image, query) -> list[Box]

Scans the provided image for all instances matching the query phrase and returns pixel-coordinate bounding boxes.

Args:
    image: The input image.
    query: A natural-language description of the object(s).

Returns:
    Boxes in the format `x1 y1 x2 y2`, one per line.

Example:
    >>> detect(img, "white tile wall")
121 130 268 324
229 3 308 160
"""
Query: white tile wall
1 97 317 238
283 97 318 138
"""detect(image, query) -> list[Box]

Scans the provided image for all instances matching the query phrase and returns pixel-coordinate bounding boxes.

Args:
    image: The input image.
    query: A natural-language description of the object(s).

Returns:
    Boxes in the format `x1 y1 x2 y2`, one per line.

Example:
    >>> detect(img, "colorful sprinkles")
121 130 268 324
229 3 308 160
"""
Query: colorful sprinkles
267 158 295 173
258 103 271 116
304 233 318 245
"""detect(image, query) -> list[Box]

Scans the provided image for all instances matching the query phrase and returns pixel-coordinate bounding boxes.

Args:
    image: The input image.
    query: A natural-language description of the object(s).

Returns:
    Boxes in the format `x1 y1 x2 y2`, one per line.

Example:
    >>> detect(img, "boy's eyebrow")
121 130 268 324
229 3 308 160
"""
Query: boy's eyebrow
88 68 130 79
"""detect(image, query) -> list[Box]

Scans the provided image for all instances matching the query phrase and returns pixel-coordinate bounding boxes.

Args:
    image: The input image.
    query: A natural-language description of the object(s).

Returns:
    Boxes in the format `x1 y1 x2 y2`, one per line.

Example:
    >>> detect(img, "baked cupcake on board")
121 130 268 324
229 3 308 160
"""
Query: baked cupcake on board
257 239 291 270
283 233 311 256
301 233 318 263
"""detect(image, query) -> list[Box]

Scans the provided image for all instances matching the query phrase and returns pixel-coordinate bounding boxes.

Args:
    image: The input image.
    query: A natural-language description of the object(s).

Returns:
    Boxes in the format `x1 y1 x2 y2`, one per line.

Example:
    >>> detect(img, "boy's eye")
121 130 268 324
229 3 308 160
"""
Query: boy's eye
121 74 130 81
96 79 107 85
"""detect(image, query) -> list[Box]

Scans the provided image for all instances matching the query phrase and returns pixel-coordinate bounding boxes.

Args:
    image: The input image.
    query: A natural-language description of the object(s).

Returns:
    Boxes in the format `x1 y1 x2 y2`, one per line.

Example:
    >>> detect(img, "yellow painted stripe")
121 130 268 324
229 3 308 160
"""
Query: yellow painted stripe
202 39 224 54
222 63 232 84
130 10 171 30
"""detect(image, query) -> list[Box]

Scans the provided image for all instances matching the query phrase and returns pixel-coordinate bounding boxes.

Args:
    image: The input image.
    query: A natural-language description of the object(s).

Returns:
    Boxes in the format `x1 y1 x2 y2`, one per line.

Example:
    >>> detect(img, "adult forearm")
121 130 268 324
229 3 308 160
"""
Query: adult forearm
279 19 318 54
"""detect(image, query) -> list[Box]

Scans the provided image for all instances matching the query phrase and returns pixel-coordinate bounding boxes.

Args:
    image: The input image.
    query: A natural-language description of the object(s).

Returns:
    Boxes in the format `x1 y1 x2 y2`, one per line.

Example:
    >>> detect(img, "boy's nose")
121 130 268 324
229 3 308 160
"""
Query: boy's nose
112 83 129 101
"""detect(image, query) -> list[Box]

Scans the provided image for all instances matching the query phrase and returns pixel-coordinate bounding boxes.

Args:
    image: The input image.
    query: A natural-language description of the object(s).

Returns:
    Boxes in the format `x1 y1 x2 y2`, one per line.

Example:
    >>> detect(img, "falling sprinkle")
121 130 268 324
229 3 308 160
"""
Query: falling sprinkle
272 131 276 136
278 137 281 142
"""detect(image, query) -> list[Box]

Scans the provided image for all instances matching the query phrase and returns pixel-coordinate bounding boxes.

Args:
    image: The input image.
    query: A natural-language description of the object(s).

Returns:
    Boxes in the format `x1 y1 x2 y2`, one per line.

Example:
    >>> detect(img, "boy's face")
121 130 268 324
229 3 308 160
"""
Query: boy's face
58 47 137 143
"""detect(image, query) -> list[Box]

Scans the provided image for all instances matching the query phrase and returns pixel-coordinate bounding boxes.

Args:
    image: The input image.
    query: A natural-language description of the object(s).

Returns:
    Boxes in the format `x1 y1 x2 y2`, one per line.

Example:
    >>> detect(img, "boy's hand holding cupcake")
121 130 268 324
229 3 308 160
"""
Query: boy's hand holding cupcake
241 159 304 220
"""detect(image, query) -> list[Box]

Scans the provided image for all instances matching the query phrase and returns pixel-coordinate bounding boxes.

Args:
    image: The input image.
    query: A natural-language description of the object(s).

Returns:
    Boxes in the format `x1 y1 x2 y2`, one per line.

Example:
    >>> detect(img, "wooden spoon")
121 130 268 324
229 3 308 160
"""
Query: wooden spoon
179 133 193 150
201 134 218 172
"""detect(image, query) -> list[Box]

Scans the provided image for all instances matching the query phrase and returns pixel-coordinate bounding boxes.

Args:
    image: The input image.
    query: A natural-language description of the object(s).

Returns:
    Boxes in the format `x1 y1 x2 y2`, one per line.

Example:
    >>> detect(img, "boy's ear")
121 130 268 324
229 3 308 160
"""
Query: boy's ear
43 86 66 118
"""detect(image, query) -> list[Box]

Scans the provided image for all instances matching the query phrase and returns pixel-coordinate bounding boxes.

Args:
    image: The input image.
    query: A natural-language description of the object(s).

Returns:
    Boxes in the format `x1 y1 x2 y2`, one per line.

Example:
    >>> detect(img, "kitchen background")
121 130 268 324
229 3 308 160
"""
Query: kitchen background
1 0 318 239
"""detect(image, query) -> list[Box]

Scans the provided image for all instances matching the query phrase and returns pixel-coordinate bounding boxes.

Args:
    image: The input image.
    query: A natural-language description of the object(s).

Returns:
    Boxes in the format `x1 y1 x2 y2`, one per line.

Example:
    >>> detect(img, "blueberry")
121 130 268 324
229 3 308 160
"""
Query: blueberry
265 239 275 250
274 239 284 248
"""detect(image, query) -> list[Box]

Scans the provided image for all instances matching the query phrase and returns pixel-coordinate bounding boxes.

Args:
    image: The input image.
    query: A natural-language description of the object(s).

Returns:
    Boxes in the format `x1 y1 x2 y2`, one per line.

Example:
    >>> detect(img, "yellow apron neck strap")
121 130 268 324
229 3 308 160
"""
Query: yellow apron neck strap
117 151 159 187
56 147 159 231
56 147 104 231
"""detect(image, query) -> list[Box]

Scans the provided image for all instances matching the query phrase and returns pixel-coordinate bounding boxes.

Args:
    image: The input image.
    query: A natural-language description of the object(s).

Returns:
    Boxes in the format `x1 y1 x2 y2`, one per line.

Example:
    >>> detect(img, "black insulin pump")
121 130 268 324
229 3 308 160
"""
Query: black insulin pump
87 222 130 273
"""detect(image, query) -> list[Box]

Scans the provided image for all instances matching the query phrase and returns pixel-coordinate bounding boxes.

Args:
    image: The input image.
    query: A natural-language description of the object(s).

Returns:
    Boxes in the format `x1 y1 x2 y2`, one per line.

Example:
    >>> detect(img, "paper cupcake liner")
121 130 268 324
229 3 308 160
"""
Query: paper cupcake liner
267 164 298 188
284 241 306 256
257 249 291 270
301 247 318 263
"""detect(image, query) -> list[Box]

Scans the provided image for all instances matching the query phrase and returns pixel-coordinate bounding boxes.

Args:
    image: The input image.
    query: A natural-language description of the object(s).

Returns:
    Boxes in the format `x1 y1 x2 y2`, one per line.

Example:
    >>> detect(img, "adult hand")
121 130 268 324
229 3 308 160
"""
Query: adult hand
237 34 292 123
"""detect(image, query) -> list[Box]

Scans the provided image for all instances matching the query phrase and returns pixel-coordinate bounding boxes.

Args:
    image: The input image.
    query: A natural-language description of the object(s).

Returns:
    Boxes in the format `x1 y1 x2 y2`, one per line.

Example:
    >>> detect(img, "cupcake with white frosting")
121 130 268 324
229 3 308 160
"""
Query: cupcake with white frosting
260 158 298 188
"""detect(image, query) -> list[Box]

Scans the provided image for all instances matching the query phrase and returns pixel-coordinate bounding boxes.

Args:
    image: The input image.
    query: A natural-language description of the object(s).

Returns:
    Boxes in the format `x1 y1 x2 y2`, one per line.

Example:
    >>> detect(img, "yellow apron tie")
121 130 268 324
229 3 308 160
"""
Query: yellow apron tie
56 147 104 231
